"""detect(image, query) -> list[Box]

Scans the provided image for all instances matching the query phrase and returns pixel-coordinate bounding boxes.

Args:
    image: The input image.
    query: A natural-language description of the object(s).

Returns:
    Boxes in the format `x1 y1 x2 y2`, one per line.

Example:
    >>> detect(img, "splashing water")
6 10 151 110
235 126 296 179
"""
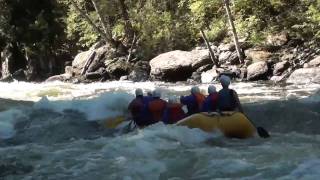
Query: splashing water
0 81 319 179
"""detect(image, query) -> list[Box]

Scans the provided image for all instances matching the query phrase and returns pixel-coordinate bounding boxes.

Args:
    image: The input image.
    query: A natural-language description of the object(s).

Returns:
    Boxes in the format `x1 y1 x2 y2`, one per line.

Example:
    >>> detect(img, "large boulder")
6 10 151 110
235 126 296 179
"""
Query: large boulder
266 32 288 47
307 56 320 67
71 45 114 76
45 73 72 82
149 50 211 81
218 51 239 65
105 57 132 79
247 61 269 81
273 61 290 76
71 50 95 76
245 49 272 63
128 61 150 82
287 67 320 84
201 68 219 83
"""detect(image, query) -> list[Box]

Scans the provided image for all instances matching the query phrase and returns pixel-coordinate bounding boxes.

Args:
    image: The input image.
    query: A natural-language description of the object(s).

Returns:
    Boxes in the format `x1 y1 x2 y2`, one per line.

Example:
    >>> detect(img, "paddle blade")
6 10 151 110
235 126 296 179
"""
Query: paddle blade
104 116 125 128
257 127 270 138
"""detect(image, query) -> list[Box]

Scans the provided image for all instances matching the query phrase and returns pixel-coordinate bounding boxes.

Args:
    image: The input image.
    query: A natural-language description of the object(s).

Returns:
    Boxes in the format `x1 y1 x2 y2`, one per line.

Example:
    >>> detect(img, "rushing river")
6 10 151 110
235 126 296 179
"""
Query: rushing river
0 80 320 180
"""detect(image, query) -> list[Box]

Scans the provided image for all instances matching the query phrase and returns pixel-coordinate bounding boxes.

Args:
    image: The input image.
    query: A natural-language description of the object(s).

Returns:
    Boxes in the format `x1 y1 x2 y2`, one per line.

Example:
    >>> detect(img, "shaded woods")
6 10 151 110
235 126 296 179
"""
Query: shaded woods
0 0 319 82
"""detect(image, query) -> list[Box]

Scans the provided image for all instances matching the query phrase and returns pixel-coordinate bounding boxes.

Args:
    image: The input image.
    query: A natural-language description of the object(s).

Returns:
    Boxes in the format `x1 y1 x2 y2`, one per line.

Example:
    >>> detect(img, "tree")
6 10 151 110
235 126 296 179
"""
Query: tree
223 0 244 64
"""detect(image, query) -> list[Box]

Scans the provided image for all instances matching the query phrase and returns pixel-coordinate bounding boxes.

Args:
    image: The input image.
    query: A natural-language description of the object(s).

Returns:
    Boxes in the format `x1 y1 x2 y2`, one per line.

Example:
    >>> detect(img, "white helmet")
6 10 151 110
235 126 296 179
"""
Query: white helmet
208 85 217 94
220 75 231 87
191 86 200 94
135 88 143 97
152 89 161 98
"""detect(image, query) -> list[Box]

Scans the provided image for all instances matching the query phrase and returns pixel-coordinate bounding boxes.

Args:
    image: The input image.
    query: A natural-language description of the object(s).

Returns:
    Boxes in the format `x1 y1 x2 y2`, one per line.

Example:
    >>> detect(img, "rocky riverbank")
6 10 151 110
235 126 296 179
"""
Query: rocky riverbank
2 35 320 85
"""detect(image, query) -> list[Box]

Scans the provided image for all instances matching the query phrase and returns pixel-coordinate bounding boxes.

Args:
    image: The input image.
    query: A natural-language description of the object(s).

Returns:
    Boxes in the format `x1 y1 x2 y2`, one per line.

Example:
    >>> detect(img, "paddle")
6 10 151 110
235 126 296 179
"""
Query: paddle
104 116 126 128
243 114 270 138
230 90 270 138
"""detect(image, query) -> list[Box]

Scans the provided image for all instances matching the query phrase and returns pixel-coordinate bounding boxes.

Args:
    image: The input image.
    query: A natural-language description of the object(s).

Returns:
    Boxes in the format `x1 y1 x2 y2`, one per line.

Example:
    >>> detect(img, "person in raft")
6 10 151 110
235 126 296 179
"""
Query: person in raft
180 86 205 115
148 89 167 124
201 85 219 112
162 96 186 124
217 75 243 113
128 88 145 126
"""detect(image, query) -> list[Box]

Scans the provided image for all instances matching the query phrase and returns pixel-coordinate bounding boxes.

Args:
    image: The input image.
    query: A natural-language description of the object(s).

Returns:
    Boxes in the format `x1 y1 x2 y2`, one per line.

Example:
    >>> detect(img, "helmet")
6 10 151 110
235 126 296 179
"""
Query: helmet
191 86 200 94
208 85 216 94
152 89 161 98
135 88 143 97
220 75 231 87
168 96 177 103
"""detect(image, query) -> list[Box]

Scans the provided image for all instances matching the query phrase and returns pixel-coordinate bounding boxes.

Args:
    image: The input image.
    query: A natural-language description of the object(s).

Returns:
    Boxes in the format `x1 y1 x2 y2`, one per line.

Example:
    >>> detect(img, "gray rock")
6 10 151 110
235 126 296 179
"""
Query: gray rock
149 50 211 81
128 61 150 82
307 56 320 67
72 50 95 76
287 67 320 84
105 57 131 79
201 68 219 83
45 73 72 82
273 61 290 76
65 66 73 75
218 51 239 65
247 61 269 81
218 43 235 51
244 49 272 63
270 75 285 82
266 32 288 47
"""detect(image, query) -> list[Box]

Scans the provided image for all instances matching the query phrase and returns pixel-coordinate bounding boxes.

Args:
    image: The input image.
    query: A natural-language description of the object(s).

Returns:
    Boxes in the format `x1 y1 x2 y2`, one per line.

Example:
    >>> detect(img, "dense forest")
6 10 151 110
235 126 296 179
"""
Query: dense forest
0 0 319 81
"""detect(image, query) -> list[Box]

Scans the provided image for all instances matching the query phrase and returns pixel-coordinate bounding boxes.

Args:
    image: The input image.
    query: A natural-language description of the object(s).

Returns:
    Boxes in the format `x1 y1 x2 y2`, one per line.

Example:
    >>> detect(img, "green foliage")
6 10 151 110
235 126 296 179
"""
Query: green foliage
1 0 319 64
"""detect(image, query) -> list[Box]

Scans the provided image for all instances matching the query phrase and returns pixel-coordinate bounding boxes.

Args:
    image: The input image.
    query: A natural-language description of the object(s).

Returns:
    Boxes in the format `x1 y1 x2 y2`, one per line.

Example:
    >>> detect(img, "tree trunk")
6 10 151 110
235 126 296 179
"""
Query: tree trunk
91 0 113 40
223 0 244 64
118 0 135 43
200 29 219 67
69 0 121 48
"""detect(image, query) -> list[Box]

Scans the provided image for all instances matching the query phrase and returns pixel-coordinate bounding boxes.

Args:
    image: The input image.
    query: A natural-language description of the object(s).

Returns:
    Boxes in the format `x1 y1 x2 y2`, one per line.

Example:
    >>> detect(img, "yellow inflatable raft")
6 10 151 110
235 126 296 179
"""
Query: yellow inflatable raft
177 112 256 139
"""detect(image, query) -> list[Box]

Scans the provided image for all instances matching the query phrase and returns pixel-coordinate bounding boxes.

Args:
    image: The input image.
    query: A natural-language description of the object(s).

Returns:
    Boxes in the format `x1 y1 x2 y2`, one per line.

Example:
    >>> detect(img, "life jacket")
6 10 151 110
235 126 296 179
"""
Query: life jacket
218 89 236 111
164 103 185 124
202 93 219 112
148 98 167 123
194 93 205 110
128 97 144 118
209 93 219 111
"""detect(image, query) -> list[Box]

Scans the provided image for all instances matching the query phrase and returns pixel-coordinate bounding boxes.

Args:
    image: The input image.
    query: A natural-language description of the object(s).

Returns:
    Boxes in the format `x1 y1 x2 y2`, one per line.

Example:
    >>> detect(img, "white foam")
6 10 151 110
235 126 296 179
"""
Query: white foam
285 159 320 179
33 92 134 121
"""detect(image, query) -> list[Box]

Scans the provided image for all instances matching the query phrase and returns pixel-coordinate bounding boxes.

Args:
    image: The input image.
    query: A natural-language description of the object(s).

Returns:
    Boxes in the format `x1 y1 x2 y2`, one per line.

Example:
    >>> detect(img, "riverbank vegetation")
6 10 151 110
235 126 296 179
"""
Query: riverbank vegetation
0 0 319 80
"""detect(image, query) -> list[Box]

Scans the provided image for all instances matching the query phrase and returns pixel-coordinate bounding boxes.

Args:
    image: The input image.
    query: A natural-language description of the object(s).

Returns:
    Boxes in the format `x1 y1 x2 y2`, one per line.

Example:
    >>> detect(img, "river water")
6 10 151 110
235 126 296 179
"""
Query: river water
0 81 319 180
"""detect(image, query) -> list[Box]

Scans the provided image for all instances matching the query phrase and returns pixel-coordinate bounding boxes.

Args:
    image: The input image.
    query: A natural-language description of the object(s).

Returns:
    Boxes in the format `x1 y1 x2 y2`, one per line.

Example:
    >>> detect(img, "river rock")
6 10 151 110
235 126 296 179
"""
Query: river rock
128 61 150 82
266 32 288 47
105 57 131 79
218 51 239 65
45 73 72 82
218 43 235 51
287 67 320 84
273 61 290 76
71 50 95 76
247 61 269 81
149 50 211 81
201 68 219 83
307 56 320 67
245 49 272 63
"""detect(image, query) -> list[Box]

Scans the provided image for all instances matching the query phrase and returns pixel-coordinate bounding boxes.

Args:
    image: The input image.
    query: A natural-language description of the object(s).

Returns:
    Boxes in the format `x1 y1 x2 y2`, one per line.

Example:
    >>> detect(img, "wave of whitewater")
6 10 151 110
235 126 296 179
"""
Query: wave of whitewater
0 80 319 179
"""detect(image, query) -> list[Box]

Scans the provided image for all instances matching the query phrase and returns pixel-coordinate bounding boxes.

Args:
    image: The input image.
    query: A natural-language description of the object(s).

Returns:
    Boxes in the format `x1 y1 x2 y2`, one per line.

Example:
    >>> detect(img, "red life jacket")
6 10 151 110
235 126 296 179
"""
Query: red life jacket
148 99 167 122
209 93 219 111
128 98 143 118
194 93 205 110
167 103 185 124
